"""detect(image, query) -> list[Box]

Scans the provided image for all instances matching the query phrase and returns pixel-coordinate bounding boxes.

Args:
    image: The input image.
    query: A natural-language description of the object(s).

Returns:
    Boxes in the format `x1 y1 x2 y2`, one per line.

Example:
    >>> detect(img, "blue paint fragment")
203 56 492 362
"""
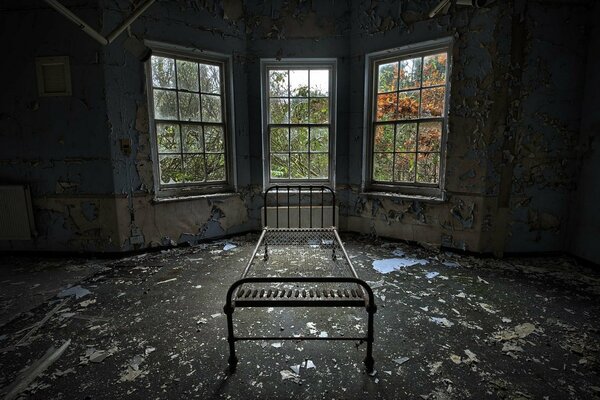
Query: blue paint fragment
372 258 429 274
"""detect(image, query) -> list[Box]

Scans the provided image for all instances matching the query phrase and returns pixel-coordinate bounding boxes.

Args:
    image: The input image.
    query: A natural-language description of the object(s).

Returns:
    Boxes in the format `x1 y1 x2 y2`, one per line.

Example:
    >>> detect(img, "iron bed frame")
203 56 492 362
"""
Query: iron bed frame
223 185 377 373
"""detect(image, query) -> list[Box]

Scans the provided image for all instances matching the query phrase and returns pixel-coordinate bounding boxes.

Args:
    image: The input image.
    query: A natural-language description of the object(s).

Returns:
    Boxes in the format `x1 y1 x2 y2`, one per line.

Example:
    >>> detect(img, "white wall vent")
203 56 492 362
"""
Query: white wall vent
0 185 36 240
35 56 72 96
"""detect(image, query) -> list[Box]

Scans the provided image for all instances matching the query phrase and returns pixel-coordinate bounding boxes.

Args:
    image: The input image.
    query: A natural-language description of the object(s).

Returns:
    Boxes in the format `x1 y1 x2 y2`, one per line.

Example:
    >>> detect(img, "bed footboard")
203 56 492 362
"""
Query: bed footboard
223 277 377 373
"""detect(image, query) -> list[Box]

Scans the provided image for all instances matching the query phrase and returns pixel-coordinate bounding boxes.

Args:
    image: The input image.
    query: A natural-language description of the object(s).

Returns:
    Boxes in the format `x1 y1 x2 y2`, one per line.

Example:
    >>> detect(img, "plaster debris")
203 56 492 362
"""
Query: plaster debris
479 303 498 314
271 342 282 348
223 243 237 251
464 350 478 363
78 299 96 308
450 354 462 364
392 249 405 257
425 272 439 279
155 278 177 285
442 261 461 268
494 323 537 341
477 276 489 284
430 317 454 328
372 258 429 274
319 331 328 338
280 370 301 384
211 313 222 318
393 357 410 365
58 285 91 299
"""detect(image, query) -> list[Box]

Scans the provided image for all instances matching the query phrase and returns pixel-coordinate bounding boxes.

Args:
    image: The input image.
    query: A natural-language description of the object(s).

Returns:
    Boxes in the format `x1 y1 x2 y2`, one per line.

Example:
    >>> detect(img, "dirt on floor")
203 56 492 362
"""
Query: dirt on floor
0 233 599 399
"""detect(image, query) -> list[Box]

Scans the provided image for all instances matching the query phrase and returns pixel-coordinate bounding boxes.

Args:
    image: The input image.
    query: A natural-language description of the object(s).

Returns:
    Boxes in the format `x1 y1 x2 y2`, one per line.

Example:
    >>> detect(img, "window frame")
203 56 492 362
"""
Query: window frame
260 58 337 191
362 37 453 199
145 41 237 198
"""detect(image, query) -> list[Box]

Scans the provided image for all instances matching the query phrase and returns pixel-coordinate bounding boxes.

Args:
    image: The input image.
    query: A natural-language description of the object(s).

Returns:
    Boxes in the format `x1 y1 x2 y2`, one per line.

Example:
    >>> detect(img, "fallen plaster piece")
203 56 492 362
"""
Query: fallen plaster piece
478 303 498 314
450 354 462 364
223 243 237 251
78 299 96 308
319 331 328 338
393 357 410 365
392 249 405 257
211 313 222 319
494 323 536 341
477 276 489 284
442 261 461 268
280 370 301 384
430 317 454 328
372 258 429 274
155 278 177 285
426 272 440 279
58 285 91 299
271 342 282 348
2 339 71 400
502 342 524 353
464 349 478 363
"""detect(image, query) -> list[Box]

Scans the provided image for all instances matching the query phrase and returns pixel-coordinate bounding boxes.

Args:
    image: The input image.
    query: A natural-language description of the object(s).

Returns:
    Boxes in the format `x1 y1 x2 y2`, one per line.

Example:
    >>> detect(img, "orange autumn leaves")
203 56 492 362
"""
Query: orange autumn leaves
376 53 447 122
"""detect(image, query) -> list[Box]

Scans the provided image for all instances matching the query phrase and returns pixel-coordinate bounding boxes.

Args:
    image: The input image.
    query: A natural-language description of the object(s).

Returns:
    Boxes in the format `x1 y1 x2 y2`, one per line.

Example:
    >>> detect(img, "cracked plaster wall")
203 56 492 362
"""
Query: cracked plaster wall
0 0 597 256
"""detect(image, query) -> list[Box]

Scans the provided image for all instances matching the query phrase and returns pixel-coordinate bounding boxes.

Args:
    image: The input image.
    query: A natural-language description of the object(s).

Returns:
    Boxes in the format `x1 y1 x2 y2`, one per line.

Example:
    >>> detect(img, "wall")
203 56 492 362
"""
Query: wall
0 1 120 252
343 0 593 255
568 2 600 265
0 0 596 257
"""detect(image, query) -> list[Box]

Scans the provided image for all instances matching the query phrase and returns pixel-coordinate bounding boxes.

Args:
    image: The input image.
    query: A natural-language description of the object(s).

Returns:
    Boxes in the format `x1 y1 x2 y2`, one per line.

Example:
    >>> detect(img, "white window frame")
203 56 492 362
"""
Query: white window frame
362 37 453 200
260 59 337 190
145 41 237 198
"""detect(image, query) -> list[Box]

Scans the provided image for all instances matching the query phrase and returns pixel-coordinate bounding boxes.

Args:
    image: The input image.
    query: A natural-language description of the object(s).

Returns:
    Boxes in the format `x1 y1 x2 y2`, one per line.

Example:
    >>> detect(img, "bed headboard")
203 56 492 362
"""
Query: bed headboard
263 185 336 229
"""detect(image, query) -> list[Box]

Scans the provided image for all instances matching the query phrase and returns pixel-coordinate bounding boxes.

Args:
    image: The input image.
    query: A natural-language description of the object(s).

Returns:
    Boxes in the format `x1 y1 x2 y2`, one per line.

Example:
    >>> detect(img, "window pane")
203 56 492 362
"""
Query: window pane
310 153 329 179
153 89 178 120
377 62 398 93
206 153 226 181
270 127 289 152
416 152 440 183
374 124 394 152
395 153 416 182
376 93 397 121
151 56 175 88
309 98 328 124
310 127 328 152
396 122 417 151
269 70 289 97
421 87 444 118
183 155 205 182
290 153 309 179
290 98 309 124
156 123 181 153
423 53 447 86
270 98 289 124
271 154 289 179
373 153 393 182
202 94 222 123
398 90 419 119
310 70 329 97
290 70 309 97
182 124 202 152
399 57 422 90
179 92 201 121
159 155 183 184
290 127 309 151
199 63 221 94
204 126 225 152
418 122 442 152
177 60 199 92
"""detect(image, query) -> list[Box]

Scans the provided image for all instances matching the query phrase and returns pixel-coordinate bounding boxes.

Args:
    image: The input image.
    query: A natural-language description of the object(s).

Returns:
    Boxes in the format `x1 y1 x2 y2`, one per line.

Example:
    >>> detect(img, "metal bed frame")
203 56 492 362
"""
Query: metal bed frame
223 185 376 373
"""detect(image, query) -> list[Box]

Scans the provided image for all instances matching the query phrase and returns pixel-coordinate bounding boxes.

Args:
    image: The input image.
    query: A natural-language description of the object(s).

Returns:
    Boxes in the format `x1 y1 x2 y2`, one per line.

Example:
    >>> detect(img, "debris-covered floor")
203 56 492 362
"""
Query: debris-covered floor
1 234 599 399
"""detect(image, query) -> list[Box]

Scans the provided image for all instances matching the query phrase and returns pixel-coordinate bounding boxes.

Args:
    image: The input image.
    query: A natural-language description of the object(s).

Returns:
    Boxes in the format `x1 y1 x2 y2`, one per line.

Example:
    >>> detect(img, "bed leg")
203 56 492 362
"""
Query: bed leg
364 306 375 373
224 305 238 371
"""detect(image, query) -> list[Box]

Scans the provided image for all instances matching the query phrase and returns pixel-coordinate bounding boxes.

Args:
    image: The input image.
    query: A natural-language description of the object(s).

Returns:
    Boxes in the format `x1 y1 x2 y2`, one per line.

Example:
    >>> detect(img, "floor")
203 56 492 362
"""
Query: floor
0 233 599 399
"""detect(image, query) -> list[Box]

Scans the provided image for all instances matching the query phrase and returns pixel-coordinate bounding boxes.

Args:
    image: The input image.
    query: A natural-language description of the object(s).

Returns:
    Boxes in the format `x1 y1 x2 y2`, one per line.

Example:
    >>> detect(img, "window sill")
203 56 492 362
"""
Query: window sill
152 191 238 204
360 190 447 204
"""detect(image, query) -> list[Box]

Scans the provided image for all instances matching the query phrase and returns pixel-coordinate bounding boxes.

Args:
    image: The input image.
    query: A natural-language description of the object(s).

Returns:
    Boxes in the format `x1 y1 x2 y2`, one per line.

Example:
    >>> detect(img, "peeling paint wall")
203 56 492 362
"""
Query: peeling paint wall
345 0 594 255
568 2 600 265
1 0 597 256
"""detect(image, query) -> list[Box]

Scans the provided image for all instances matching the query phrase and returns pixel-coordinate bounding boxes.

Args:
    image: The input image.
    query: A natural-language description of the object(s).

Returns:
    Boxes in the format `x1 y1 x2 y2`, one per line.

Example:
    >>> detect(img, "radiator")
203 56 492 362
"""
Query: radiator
0 185 35 240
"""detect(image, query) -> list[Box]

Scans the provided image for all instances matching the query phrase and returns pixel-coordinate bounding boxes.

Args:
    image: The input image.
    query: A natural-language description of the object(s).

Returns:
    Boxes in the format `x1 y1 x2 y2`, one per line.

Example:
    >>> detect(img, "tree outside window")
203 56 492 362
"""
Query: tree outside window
372 51 448 186
150 54 228 189
265 66 333 182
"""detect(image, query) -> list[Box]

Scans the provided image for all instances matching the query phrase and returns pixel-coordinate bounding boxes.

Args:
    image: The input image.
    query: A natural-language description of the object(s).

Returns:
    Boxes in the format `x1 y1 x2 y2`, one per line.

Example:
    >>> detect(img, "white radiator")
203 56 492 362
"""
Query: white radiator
0 185 35 240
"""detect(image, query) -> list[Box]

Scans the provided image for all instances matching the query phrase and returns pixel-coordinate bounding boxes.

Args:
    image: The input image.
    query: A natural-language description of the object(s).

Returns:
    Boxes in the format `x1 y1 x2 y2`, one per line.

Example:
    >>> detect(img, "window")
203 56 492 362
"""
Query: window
146 44 234 196
365 38 452 198
262 60 336 188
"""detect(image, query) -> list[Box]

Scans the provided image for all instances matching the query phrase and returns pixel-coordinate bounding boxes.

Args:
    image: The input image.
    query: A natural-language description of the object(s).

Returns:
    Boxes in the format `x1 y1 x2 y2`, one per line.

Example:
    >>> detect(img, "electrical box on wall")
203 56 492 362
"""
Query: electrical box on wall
35 56 72 97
